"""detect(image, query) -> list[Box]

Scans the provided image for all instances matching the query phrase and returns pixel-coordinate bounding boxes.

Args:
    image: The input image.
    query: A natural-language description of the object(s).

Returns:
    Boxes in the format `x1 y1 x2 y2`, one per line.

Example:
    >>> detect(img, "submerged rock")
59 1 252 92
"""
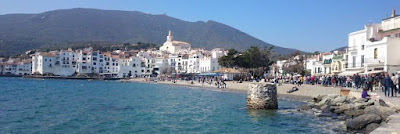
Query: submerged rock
246 83 278 110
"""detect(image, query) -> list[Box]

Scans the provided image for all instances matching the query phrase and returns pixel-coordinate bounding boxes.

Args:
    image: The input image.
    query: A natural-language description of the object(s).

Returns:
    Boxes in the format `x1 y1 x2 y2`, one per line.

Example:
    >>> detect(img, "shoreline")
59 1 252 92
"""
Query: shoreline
120 78 332 102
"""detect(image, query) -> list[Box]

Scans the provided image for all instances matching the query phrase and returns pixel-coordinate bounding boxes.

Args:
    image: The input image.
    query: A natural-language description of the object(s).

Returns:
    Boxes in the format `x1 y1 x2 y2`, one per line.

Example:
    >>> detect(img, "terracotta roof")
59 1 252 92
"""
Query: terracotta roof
39 52 55 57
172 41 190 45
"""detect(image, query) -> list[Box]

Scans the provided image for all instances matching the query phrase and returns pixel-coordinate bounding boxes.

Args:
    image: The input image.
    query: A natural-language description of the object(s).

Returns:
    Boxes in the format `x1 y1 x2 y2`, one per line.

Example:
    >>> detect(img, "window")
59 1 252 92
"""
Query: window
352 56 356 67
361 55 364 67
374 48 378 59
361 45 364 50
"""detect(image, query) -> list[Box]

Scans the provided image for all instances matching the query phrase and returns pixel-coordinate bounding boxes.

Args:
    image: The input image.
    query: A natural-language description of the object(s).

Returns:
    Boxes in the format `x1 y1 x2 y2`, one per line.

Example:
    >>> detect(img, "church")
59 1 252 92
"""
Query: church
159 30 191 54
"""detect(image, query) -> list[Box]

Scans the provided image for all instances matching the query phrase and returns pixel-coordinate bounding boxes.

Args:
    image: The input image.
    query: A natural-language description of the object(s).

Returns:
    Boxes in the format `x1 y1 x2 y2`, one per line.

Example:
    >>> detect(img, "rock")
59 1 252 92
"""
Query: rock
364 106 397 121
299 105 312 111
365 123 380 134
246 83 278 109
313 95 326 103
334 104 354 114
344 109 365 117
367 98 377 103
346 114 382 130
330 95 347 106
338 115 351 121
315 112 333 117
353 98 368 103
322 105 334 113
354 101 374 110
378 99 389 107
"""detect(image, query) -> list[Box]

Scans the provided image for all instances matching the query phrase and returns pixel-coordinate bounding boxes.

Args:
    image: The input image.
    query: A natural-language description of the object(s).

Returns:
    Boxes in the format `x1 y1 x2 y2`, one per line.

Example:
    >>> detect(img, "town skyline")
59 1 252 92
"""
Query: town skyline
1 0 399 52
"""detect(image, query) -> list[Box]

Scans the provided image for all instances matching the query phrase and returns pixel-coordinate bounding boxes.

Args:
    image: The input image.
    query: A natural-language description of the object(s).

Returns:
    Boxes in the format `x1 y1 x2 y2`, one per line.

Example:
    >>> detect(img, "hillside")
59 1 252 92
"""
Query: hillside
0 8 298 56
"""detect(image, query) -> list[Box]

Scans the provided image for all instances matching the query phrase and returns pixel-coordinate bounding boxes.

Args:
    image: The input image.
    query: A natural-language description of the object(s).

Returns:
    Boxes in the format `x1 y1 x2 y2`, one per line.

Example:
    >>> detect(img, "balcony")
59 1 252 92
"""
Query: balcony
364 57 385 65
347 46 358 52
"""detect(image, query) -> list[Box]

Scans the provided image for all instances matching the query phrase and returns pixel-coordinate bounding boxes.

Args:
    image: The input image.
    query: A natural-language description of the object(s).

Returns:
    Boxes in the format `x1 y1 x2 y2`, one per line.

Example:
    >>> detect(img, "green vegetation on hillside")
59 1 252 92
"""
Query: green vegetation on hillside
0 8 298 56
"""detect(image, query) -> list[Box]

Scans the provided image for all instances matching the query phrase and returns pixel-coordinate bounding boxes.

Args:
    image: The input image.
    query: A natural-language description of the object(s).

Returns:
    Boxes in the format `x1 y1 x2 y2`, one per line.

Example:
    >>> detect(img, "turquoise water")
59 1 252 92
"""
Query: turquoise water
0 77 342 133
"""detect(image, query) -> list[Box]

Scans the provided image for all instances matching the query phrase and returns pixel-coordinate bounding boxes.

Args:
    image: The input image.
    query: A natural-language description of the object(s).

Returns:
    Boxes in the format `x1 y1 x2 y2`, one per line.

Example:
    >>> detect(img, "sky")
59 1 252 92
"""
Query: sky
0 0 399 52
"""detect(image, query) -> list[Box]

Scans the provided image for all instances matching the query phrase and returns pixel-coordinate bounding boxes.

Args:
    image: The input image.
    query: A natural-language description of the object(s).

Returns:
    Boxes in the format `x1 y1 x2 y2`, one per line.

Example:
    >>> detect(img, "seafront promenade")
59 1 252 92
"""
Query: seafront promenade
122 78 400 133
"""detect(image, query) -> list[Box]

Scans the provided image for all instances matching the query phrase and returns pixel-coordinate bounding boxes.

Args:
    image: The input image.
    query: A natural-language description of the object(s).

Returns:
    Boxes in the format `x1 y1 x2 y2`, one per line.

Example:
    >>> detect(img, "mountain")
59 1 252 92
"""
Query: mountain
0 8 298 56
331 46 347 52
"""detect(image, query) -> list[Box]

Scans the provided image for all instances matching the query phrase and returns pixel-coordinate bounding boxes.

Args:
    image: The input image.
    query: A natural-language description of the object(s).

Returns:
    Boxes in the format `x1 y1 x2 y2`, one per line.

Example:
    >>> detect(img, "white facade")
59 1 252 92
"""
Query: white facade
159 31 191 54
346 10 400 74
27 31 225 77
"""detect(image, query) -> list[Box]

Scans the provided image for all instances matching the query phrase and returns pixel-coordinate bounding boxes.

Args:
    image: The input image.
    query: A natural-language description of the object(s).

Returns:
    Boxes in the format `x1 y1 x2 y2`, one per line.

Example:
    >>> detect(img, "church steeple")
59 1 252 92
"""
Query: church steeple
167 30 173 42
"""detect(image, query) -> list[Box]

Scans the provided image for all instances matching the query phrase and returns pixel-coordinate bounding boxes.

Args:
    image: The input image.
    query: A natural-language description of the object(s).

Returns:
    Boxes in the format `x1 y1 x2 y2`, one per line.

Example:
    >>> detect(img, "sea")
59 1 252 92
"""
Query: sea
0 77 344 133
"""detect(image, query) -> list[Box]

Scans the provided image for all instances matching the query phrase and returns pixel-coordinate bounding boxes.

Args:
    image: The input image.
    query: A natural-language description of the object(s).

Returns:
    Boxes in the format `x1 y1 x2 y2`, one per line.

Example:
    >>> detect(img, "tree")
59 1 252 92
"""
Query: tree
218 49 238 68
218 46 275 79
282 51 305 76
235 46 274 78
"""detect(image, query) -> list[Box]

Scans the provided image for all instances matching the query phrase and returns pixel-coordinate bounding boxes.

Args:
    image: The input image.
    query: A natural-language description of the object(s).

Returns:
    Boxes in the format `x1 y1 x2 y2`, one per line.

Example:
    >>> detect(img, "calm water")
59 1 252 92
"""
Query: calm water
0 77 342 133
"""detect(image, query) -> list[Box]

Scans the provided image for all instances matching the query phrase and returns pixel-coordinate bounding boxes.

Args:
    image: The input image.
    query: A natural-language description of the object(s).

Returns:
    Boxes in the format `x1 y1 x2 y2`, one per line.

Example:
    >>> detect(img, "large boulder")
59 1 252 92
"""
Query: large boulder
353 98 368 103
365 123 380 134
313 95 327 103
344 109 365 117
364 106 397 121
353 101 374 110
246 83 278 109
329 95 347 106
334 104 354 114
346 114 382 130
376 99 389 107
315 95 337 108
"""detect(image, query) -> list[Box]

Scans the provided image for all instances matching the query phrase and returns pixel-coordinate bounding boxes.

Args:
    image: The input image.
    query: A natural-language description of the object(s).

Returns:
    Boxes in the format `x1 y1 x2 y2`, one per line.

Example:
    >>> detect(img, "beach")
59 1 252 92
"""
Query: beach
121 78 346 101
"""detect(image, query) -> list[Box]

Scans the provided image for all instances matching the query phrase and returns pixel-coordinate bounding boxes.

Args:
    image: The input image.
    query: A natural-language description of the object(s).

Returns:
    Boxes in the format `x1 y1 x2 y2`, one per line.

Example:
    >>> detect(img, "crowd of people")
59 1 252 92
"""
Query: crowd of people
157 75 228 89
277 72 400 97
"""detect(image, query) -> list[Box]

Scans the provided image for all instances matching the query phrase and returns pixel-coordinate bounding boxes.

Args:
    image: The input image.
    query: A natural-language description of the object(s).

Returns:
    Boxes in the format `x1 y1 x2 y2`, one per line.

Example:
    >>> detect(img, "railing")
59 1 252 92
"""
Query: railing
347 46 358 51
364 57 385 64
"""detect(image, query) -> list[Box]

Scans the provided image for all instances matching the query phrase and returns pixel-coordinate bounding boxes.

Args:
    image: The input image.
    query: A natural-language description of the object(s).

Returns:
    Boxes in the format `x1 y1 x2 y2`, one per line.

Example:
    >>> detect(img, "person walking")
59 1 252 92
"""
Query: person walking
367 74 373 92
355 74 361 89
383 73 392 97
391 73 397 97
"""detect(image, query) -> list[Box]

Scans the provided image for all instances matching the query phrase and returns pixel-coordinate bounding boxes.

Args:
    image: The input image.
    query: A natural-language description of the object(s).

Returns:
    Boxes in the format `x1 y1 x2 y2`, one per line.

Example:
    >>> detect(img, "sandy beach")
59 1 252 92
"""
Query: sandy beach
121 78 349 101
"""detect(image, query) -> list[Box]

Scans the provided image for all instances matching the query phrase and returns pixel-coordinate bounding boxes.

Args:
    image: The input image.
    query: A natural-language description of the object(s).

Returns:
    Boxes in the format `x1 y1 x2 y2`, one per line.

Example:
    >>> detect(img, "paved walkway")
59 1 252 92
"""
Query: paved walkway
367 89 400 134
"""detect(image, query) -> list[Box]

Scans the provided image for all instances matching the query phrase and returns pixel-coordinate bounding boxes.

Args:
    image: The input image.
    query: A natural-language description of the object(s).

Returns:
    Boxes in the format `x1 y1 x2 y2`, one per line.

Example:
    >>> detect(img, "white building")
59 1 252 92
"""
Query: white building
159 30 191 54
345 9 400 75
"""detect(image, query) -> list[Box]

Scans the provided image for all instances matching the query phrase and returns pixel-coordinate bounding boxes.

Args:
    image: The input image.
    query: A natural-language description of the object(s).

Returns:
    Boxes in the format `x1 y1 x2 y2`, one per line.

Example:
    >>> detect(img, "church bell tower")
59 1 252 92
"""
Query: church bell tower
167 30 173 42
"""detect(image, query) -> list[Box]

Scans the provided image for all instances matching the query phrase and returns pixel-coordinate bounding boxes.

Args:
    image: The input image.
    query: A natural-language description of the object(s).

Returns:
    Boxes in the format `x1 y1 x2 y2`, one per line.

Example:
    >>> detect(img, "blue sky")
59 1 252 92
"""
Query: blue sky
0 0 399 52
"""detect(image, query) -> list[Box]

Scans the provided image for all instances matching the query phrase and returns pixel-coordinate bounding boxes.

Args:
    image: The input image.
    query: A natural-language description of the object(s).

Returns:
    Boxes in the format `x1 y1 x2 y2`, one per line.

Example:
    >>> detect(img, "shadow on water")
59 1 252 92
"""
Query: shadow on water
246 109 278 121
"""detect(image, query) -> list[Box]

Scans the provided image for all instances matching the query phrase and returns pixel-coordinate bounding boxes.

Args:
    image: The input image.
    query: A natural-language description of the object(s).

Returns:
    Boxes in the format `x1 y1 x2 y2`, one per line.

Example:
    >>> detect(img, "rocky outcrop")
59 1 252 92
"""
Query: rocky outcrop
365 123 380 134
346 114 382 130
364 106 397 121
246 83 278 109
299 95 399 133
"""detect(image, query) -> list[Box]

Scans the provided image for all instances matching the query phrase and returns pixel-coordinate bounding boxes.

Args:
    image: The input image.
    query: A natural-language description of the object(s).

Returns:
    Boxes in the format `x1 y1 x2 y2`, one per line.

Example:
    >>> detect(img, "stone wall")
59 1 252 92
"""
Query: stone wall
246 82 278 109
